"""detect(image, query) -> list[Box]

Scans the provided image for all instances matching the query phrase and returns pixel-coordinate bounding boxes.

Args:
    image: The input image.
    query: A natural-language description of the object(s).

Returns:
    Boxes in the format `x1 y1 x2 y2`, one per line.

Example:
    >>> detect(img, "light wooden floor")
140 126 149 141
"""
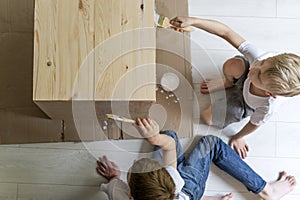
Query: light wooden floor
1 0 300 199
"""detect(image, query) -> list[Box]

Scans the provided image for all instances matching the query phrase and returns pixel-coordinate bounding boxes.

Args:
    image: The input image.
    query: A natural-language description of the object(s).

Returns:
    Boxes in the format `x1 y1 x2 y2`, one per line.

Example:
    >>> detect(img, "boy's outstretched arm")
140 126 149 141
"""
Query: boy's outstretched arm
136 118 177 168
170 16 245 49
229 121 259 159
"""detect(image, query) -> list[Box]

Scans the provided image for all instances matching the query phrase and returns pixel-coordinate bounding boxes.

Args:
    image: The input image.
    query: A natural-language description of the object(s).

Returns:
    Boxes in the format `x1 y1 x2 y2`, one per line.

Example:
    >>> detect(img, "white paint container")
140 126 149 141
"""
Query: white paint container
160 72 180 92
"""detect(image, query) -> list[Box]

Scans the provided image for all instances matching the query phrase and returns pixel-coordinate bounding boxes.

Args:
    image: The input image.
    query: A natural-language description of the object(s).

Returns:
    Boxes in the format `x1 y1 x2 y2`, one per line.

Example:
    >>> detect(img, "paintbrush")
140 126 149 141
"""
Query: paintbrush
155 14 194 32
106 114 136 124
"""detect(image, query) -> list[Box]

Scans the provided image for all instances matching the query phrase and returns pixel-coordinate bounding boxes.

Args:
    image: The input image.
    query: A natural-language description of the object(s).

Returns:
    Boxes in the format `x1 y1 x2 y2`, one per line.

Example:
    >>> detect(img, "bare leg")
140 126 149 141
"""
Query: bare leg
259 171 297 200
201 193 233 200
200 105 213 125
201 57 246 94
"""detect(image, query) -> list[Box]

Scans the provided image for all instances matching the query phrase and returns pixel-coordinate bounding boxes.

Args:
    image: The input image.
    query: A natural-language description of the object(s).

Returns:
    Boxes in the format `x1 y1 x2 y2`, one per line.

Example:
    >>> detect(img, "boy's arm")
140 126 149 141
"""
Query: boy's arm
170 16 245 49
229 121 259 159
136 118 177 168
96 156 121 180
96 156 130 199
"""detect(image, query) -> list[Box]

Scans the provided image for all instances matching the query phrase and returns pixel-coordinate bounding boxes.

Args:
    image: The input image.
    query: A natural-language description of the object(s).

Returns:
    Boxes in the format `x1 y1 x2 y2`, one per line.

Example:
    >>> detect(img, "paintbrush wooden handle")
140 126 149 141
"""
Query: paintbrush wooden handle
106 114 135 123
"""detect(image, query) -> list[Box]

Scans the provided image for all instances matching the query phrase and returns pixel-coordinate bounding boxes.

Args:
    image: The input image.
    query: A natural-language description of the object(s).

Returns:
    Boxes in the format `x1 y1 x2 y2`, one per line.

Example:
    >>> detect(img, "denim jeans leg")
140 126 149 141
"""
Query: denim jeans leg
152 130 185 166
211 136 267 194
178 135 218 199
179 135 266 200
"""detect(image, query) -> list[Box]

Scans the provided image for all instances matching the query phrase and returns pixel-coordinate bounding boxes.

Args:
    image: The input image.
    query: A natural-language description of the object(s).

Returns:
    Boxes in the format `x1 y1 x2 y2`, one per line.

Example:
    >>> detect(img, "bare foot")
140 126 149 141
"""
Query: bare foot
200 78 232 94
202 193 233 200
259 171 297 200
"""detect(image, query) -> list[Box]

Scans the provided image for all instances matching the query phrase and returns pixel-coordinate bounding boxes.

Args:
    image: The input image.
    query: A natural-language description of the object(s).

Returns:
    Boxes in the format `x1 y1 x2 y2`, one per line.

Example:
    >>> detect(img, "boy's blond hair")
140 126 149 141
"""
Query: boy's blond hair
128 158 176 200
265 53 300 97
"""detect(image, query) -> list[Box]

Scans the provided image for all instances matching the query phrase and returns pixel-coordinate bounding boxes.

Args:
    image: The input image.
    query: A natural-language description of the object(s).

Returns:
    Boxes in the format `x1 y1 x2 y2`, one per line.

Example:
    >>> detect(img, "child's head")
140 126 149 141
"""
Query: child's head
127 158 176 200
264 53 300 97
250 53 300 97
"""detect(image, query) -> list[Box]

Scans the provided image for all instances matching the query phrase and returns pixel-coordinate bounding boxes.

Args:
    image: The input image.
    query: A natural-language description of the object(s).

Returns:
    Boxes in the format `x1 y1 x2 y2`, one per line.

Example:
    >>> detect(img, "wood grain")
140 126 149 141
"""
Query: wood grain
155 0 194 138
94 0 156 101
33 0 192 140
33 0 94 101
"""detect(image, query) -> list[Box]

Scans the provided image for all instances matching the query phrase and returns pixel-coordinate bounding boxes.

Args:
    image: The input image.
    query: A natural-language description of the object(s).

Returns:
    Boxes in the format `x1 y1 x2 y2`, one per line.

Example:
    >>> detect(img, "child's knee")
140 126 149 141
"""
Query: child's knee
202 135 220 145
203 135 218 140
223 57 246 78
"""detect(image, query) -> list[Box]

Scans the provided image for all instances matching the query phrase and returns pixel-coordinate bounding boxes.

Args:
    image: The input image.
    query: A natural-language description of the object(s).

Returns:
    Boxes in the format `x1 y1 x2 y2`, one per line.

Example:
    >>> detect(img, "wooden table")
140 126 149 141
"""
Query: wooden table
33 0 193 141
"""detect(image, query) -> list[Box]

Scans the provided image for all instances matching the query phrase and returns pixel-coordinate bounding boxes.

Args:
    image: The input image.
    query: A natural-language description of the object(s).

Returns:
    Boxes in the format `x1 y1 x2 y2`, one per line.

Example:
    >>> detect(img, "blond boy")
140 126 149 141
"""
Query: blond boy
170 16 300 158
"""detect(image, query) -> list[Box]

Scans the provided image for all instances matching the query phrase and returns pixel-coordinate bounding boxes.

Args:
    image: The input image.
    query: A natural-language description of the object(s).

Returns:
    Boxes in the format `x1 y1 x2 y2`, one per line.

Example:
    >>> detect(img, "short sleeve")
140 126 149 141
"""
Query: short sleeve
238 41 266 65
250 106 273 126
100 178 130 200
165 166 185 195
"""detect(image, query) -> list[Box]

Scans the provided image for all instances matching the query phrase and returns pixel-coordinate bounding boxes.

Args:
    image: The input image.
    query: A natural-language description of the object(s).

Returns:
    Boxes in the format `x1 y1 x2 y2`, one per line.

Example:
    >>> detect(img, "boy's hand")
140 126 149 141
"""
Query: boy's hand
136 118 176 167
229 136 249 159
96 156 121 181
135 118 159 140
170 16 195 28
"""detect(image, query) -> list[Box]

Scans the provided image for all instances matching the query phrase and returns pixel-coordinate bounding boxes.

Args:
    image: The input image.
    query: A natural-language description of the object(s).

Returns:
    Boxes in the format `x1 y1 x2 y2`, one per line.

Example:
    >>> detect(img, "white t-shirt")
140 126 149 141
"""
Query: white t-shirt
238 41 287 126
100 178 130 200
100 166 189 200
165 166 190 200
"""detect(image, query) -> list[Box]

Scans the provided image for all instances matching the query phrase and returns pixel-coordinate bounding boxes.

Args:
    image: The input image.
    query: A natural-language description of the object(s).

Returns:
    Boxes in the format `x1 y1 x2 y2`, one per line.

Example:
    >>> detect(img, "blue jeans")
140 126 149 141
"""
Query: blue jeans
153 131 266 200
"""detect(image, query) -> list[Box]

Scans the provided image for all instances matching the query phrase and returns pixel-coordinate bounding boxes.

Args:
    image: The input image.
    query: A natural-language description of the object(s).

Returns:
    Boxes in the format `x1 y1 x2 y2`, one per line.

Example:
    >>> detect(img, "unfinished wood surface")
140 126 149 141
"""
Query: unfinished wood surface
155 0 194 137
33 0 94 101
37 101 152 141
94 0 156 101
155 0 189 19
154 82 193 138
0 2 65 145
33 101 121 141
32 0 192 141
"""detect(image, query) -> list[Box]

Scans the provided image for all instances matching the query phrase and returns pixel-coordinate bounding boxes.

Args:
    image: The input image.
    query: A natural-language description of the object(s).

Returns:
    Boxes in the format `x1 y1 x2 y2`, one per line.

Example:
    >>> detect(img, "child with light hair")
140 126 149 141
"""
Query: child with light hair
97 118 296 200
170 16 300 159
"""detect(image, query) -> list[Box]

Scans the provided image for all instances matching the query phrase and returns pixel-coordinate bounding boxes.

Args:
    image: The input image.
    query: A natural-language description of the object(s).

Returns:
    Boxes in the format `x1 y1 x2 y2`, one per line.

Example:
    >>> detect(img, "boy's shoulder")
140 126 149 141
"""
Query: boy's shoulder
165 166 185 194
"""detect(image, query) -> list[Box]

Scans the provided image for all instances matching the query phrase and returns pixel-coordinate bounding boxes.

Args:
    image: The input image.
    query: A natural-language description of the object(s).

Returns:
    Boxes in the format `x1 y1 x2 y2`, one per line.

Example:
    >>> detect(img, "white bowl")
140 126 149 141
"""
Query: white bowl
160 72 180 92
